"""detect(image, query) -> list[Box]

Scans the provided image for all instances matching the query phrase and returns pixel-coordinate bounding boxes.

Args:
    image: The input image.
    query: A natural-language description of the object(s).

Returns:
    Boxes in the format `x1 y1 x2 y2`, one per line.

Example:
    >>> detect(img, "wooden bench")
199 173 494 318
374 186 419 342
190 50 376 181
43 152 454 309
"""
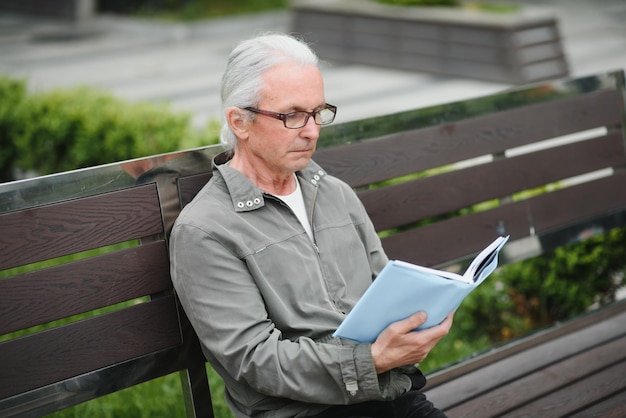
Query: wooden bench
1 69 625 417
0 155 217 417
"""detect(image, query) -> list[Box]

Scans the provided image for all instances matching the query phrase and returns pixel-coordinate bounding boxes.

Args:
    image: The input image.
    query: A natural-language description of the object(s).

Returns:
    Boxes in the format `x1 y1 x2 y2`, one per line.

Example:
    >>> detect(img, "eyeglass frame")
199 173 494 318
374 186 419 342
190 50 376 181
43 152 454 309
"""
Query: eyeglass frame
242 103 337 129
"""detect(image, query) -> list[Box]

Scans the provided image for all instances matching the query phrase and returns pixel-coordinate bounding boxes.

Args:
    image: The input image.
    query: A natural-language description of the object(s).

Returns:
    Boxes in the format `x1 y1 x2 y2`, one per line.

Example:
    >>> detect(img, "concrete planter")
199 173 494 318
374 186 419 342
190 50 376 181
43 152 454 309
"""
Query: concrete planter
291 0 569 84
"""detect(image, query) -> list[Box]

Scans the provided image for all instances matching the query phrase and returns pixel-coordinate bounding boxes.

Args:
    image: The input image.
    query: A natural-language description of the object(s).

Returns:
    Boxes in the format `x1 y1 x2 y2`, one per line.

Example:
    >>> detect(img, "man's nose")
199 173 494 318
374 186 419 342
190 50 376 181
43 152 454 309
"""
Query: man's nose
301 115 320 140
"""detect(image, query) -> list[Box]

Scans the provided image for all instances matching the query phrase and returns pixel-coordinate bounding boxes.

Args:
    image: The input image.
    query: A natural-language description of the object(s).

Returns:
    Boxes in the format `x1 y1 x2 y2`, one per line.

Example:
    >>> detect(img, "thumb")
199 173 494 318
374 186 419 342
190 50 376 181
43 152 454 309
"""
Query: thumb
412 311 427 324
402 311 427 330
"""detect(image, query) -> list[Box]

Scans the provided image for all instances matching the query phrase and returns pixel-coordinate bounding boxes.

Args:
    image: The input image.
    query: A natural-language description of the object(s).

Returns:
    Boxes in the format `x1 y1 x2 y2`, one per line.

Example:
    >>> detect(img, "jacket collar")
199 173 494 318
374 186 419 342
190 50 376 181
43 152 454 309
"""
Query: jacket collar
212 151 327 213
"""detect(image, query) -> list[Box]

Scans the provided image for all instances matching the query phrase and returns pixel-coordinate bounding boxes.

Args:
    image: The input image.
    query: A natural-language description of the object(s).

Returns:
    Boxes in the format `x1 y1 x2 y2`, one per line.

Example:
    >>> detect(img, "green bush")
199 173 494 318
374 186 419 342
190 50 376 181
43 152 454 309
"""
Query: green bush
0 78 218 182
421 225 626 374
451 226 624 352
0 76 27 181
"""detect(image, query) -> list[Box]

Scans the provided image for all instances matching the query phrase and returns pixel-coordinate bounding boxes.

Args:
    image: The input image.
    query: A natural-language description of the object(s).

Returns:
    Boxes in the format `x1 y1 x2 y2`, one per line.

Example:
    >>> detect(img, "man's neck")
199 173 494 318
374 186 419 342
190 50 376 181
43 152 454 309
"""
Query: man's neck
228 154 297 195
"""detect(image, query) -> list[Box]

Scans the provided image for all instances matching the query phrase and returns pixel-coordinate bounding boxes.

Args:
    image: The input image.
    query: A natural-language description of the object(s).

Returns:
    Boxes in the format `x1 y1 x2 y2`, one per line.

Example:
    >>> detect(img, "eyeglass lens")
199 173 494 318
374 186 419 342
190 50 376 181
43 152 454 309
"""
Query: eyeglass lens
285 107 335 128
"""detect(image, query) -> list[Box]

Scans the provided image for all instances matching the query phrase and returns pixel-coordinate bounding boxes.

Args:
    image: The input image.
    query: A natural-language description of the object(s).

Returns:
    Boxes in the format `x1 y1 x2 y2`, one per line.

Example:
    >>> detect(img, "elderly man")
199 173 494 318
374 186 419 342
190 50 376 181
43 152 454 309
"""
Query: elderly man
170 33 453 418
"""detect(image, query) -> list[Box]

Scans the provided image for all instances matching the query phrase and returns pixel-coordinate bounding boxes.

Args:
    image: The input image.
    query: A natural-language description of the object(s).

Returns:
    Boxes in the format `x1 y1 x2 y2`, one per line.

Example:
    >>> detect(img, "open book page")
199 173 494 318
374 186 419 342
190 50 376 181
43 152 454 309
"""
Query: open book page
393 260 472 283
392 235 509 284
463 235 509 283
333 235 510 342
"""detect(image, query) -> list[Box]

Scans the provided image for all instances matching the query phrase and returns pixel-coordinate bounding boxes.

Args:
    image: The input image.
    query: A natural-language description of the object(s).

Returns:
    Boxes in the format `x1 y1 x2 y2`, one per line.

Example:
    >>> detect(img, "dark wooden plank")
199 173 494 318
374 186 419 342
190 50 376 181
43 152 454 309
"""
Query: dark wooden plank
0 346 198 417
0 295 181 399
0 241 171 335
0 303 211 417
0 184 164 270
379 170 626 266
529 170 626 235
425 307 626 410
569 390 626 418
381 203 530 266
425 300 626 389
360 133 625 231
498 359 626 418
314 89 622 187
177 172 212 209
444 336 626 417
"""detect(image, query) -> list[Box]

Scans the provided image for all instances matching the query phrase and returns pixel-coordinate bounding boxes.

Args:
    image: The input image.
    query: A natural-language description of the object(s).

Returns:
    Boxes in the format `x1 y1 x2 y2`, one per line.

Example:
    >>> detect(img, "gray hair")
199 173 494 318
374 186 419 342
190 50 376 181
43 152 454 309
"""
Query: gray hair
219 33 319 151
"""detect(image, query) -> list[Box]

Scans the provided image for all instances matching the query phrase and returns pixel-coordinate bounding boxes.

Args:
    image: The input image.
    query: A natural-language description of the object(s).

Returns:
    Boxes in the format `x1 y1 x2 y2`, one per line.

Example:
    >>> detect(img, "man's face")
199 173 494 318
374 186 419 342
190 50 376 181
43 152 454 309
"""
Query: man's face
240 62 326 179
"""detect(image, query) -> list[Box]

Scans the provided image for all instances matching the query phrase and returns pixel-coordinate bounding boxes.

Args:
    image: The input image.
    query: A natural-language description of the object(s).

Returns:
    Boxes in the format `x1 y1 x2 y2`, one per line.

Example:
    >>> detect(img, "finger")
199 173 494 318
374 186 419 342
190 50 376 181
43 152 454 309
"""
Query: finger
439 310 455 328
392 311 427 334
419 312 454 339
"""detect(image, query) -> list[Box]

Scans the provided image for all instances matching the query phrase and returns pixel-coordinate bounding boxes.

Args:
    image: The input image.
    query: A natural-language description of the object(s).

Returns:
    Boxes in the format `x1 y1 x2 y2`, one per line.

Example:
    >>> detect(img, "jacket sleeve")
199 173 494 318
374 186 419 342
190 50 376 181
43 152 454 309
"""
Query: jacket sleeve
170 221 411 406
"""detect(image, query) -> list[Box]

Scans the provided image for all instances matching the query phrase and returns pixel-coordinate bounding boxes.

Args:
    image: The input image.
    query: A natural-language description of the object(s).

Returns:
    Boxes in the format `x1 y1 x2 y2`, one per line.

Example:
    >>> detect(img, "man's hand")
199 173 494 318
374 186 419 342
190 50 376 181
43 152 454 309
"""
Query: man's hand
370 311 454 374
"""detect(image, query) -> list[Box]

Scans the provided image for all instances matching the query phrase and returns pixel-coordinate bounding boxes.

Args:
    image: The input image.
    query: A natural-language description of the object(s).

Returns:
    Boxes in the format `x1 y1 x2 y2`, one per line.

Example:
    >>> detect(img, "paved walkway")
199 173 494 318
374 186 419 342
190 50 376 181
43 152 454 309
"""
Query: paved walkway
0 0 624 130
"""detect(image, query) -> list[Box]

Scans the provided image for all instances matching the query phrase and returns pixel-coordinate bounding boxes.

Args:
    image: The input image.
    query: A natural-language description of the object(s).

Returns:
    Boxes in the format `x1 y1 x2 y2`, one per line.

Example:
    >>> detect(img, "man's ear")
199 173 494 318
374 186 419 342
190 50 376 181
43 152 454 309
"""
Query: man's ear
226 107 249 140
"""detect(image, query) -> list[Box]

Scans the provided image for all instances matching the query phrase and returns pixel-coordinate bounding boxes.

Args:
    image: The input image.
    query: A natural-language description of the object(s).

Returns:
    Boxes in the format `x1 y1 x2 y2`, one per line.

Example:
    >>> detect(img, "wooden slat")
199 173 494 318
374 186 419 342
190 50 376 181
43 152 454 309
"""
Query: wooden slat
381 203 530 266
569 390 626 417
425 300 626 389
0 295 181 399
314 89 622 187
0 184 163 270
0 306 211 417
0 345 200 417
380 170 626 266
177 172 212 209
0 241 171 335
498 359 626 418
360 133 625 231
425 308 626 410
444 337 626 417
529 170 626 235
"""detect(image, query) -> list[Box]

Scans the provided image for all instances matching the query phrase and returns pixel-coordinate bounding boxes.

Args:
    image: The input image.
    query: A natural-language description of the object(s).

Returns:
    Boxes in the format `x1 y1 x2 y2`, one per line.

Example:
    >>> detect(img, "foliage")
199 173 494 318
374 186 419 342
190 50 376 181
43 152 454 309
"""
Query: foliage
495 227 626 329
0 76 27 181
421 225 626 374
0 78 218 182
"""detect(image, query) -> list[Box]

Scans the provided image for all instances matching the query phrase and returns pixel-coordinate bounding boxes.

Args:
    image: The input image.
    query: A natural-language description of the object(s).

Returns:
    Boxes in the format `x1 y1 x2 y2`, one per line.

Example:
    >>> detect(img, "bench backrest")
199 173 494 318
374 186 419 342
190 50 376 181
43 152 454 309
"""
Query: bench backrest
1 69 624 416
0 152 222 417
315 70 626 267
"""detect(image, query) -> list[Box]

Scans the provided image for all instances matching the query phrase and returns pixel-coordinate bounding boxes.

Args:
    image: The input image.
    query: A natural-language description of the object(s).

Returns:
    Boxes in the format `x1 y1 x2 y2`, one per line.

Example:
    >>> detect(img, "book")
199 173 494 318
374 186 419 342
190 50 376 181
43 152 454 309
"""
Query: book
334 235 510 343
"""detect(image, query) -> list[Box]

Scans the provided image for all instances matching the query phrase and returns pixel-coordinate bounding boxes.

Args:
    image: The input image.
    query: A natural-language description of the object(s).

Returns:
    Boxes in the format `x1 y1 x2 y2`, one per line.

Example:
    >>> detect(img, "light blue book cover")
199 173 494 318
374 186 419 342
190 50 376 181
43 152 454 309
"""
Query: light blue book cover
334 235 509 343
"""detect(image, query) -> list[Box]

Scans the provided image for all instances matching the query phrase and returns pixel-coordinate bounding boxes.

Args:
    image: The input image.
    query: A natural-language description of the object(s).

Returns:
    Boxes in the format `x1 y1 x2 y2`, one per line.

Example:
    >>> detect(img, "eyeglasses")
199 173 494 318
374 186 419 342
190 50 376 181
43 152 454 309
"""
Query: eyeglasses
243 104 337 129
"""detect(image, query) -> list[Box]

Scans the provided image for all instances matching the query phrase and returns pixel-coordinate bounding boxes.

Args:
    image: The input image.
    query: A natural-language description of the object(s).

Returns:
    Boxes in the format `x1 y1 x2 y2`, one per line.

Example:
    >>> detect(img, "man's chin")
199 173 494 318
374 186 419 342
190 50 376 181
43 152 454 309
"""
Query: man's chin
290 154 313 171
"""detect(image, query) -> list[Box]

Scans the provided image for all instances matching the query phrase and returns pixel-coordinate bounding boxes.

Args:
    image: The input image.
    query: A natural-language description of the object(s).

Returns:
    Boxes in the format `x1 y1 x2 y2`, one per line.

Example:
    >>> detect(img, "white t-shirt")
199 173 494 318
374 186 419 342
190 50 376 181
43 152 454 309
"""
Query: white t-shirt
274 176 314 242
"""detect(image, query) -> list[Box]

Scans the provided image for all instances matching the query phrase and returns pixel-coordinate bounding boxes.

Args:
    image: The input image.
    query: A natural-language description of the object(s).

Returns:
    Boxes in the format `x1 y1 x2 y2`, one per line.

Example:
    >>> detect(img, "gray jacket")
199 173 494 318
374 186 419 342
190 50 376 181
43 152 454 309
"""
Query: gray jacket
170 153 416 417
